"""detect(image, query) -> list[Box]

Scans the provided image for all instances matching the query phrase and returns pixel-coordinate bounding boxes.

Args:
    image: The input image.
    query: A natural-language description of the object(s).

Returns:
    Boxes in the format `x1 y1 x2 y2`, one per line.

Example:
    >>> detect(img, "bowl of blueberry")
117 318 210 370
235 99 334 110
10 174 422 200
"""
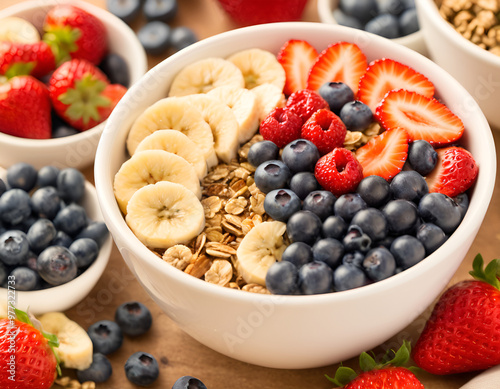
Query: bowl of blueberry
0 0 147 170
0 163 112 315
94 22 495 369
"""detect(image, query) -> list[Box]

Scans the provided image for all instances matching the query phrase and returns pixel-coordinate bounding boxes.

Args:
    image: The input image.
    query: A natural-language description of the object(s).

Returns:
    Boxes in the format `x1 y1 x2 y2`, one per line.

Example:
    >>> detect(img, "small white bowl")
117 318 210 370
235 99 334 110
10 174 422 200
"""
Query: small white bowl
317 0 428 55
0 0 148 170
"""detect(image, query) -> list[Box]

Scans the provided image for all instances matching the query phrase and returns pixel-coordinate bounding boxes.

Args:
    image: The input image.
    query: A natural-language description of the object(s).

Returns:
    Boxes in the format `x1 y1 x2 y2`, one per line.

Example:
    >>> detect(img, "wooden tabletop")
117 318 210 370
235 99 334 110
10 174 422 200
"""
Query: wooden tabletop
2 0 499 387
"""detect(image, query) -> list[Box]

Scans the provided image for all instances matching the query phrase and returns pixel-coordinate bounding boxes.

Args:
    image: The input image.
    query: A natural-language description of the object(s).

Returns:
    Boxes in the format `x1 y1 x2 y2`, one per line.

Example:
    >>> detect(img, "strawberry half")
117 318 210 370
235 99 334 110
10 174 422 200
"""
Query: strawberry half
375 90 465 146
0 41 55 78
358 58 435 112
306 42 367 95
425 146 478 197
277 39 318 96
355 127 409 181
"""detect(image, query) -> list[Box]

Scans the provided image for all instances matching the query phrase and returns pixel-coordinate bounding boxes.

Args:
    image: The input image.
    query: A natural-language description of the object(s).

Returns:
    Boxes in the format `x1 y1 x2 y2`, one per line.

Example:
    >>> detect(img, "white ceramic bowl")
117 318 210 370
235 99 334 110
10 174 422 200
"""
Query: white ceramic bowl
317 0 428 55
0 0 148 170
95 22 496 369
416 0 500 130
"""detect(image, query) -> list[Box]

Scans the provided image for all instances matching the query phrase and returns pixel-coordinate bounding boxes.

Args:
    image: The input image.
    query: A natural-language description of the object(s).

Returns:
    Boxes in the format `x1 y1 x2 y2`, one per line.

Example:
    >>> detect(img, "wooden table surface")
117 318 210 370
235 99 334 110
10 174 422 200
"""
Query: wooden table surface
2 0 499 387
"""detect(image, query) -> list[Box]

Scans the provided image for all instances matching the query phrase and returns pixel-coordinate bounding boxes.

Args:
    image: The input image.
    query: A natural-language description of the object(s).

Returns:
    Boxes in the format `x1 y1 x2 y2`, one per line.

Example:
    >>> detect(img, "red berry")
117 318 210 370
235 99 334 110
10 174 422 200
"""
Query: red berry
315 148 363 196
259 107 302 148
301 109 346 155
0 41 55 78
284 89 329 124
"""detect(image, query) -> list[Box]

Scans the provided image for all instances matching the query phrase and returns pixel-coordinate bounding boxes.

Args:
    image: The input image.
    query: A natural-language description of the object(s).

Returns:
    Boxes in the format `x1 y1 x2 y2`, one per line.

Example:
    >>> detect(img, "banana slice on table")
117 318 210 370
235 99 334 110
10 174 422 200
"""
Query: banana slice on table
168 57 245 97
126 181 205 249
114 149 201 214
135 129 207 180
182 94 239 164
251 83 286 122
0 17 40 43
126 96 218 168
207 85 260 144
235 221 288 286
38 312 93 370
227 48 286 91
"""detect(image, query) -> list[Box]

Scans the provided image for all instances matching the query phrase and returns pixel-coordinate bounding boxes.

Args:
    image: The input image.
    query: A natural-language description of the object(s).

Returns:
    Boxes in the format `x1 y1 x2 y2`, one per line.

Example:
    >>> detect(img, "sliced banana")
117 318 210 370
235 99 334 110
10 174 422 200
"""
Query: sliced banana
250 83 286 122
114 149 201 214
227 48 286 91
235 221 287 286
207 85 260 144
168 57 245 97
135 129 207 180
0 17 40 43
126 97 218 168
38 312 93 370
182 94 239 163
126 181 205 249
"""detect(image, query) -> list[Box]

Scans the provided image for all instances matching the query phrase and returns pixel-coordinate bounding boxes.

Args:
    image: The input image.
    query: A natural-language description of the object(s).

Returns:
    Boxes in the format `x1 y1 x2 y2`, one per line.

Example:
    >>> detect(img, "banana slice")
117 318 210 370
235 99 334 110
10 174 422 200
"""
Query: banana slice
135 129 207 180
114 149 201 214
207 85 260 144
0 17 40 43
250 83 286 122
235 221 287 286
126 181 205 249
182 94 239 163
227 48 286 91
38 312 93 370
126 97 218 168
168 57 245 97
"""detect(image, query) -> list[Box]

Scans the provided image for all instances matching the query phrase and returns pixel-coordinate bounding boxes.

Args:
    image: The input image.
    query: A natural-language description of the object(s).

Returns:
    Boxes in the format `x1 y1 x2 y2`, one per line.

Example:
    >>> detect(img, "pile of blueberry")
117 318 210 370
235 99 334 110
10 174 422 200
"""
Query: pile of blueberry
0 163 109 291
248 138 468 296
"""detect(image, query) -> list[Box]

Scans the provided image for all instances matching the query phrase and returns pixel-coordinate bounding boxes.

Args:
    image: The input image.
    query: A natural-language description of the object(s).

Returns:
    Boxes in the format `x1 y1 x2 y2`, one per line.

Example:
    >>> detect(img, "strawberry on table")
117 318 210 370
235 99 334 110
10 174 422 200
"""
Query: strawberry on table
0 41 55 78
412 254 500 375
301 108 347 155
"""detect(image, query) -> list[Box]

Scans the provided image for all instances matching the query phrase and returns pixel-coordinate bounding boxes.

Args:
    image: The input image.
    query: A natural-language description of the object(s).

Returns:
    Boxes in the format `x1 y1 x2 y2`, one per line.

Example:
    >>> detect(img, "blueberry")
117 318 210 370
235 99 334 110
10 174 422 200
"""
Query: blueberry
124 352 160 386
340 0 378 23
50 230 73 248
356 175 391 207
339 101 373 131
332 9 364 29
350 208 387 241
6 162 37 192
322 215 347 240
27 218 57 253
57 168 85 203
286 210 323 245
52 120 79 138
0 230 29 266
342 251 365 267
99 53 130 87
37 246 78 285
390 170 428 203
298 261 333 295
289 172 320 200
407 140 437 176
53 204 88 236
416 223 447 255
264 189 301 222
312 238 344 269
362 247 396 281
318 82 355 113
247 141 280 167
106 0 141 24
143 0 178 22
282 242 313 268
343 225 372 252
377 0 406 15
334 193 367 222
418 193 462 234
69 238 99 268
0 179 6 196
75 222 110 248
37 166 60 187
23 250 38 271
138 21 171 56
76 353 112 383
399 7 419 36
172 376 208 389
365 14 400 39
115 301 153 336
88 320 124 355
333 263 370 291
302 190 336 221
170 26 198 51
382 199 418 235
453 193 469 220
10 267 39 291
254 160 291 194
281 139 320 173
390 235 426 270
375 235 395 250
16 215 37 233
0 189 31 225
265 261 299 295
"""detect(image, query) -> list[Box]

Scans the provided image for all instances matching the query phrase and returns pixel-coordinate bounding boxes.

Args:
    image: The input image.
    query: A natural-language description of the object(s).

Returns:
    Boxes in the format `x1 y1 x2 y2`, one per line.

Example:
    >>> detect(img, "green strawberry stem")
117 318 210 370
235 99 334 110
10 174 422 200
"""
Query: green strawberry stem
469 254 500 290
43 26 81 66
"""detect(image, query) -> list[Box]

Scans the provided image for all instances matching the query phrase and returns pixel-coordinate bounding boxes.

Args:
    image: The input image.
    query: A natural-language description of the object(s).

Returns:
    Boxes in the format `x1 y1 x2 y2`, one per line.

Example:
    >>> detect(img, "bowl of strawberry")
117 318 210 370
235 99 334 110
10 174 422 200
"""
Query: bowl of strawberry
94 22 496 369
0 0 147 170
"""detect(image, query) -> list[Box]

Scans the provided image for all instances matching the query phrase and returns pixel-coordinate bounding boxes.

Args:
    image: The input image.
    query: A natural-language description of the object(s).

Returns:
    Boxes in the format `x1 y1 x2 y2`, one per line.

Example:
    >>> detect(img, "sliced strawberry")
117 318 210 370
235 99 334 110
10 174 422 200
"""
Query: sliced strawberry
306 42 367 95
425 146 478 197
375 89 464 146
358 58 435 112
355 127 409 181
277 39 318 96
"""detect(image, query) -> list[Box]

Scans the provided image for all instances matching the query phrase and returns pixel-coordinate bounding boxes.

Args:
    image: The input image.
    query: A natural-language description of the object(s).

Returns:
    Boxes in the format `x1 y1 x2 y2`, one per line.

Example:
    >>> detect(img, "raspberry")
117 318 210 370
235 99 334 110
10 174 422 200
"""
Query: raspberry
301 109 347 155
284 89 329 123
315 148 364 196
259 107 302 148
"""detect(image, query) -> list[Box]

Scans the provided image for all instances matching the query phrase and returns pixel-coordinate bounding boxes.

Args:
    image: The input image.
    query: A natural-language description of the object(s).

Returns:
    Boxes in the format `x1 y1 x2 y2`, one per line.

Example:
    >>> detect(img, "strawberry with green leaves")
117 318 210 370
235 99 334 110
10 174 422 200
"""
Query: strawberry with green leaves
412 254 500 375
0 41 56 78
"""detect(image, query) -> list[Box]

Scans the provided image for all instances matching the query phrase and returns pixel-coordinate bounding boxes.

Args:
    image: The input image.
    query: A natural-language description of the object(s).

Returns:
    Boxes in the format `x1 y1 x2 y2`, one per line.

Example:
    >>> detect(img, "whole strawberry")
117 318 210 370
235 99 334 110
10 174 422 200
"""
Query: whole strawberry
412 254 500 375
0 41 55 78
301 108 346 155
43 4 107 66
0 75 52 139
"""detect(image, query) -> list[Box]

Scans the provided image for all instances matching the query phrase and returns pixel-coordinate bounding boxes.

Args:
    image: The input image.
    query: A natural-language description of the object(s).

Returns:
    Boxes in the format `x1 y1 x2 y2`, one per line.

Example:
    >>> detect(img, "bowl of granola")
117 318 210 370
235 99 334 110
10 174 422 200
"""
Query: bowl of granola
416 0 500 130
94 22 496 369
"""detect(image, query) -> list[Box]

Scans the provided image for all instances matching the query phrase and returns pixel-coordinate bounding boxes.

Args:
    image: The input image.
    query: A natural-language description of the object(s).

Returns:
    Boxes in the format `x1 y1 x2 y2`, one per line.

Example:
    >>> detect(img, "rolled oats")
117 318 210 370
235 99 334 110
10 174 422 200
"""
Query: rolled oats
185 255 212 278
162 245 192 270
204 259 233 286
205 242 237 258
242 283 271 294
225 197 248 215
